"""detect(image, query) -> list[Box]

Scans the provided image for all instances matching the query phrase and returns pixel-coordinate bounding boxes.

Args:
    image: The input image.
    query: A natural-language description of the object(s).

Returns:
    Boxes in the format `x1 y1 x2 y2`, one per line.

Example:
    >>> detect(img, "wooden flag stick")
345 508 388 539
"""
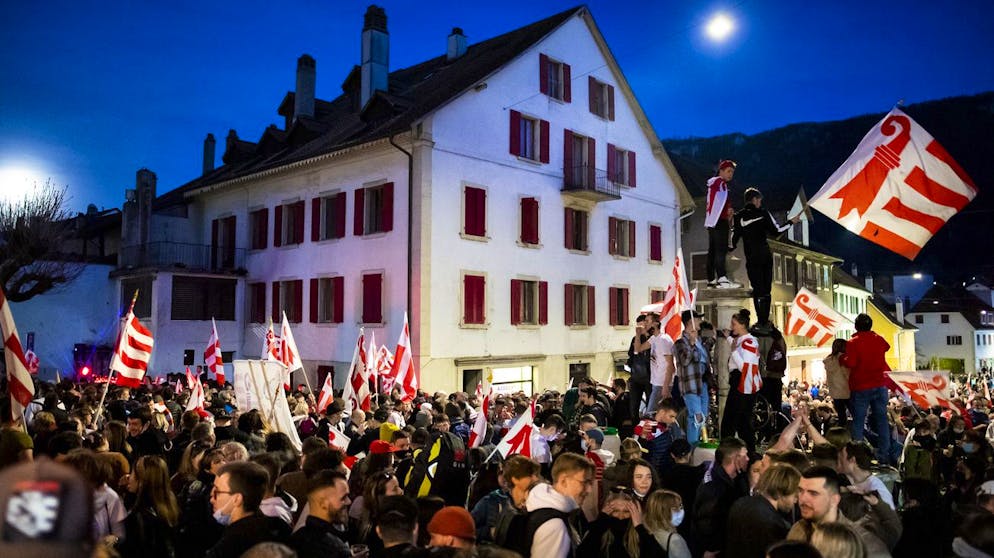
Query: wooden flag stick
92 289 139 429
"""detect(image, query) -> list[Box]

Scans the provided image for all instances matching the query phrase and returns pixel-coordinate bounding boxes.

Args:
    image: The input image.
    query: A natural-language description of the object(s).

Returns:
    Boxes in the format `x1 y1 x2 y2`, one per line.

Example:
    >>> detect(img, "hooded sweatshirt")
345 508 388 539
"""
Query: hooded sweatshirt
526 482 578 558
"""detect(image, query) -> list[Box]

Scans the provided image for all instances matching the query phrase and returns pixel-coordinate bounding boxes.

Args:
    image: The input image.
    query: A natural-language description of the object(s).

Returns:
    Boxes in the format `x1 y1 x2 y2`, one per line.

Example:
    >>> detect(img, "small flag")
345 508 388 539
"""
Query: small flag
205 318 224 384
327 425 351 451
389 313 419 402
316 372 335 414
786 287 847 347
342 329 367 414
888 371 951 409
496 401 534 458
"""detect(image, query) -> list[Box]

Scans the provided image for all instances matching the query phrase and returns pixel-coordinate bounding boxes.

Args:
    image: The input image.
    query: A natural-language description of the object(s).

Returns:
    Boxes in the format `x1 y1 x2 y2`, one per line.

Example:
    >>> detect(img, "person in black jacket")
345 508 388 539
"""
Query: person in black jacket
724 463 801 558
731 188 798 328
693 437 750 558
374 495 427 558
628 315 653 417
207 461 292 558
578 490 664 558
291 470 352 558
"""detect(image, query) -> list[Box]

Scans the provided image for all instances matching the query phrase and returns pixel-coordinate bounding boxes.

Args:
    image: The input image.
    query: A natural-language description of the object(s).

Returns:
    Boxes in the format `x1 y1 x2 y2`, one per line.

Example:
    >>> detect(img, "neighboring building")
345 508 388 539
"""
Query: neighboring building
907 284 994 375
866 296 917 372
105 6 693 393
832 267 872 341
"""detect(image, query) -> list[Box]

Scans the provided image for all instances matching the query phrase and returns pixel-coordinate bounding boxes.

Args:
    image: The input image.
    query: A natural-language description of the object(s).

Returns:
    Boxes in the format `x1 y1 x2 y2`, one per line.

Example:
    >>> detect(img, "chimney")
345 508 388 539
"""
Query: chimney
360 5 389 109
135 169 156 246
447 27 467 61
895 297 905 325
294 54 316 121
851 263 858 276
203 133 215 175
865 274 874 293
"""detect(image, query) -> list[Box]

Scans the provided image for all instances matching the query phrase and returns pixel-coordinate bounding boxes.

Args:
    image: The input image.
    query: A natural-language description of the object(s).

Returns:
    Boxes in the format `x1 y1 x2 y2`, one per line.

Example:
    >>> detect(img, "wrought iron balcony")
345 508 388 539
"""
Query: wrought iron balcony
119 242 246 273
562 165 621 201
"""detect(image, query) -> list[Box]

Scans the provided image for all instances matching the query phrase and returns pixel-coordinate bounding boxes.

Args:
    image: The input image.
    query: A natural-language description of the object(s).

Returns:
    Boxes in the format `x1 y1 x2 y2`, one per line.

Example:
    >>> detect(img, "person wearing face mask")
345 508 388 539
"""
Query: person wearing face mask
207 461 292 558
577 490 664 558
643 489 691 558
290 470 353 558
725 463 801 558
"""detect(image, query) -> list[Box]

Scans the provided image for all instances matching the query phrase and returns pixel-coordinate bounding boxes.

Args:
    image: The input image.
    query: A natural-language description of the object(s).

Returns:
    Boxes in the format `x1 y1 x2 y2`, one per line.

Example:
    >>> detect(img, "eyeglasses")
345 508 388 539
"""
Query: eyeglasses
211 487 233 497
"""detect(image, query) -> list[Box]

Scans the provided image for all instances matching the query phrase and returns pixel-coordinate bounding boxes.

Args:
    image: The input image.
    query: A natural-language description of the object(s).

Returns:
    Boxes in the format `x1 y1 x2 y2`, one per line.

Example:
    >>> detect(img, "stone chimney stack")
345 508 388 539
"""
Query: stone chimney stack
865 274 874 293
851 263 858 276
294 54 316 121
447 27 467 61
360 5 389 109
895 297 905 324
135 168 156 246
203 133 215 175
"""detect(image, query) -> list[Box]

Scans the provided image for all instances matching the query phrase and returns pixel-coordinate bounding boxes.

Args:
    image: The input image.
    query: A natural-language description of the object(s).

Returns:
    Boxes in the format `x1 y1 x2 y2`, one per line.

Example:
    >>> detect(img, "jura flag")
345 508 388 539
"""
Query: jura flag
786 288 848 347
316 372 335 414
496 401 534 458
1 288 35 416
342 329 367 414
888 371 951 409
390 313 418 402
809 108 977 260
110 310 154 387
263 321 281 362
185 367 205 411
469 376 493 449
661 248 694 342
279 312 303 371
205 318 224 384
327 425 351 451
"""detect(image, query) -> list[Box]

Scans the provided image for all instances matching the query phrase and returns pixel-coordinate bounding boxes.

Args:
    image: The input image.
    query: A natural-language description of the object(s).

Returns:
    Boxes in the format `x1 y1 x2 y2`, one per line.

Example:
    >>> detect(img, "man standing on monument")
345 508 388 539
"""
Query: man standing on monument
705 160 741 289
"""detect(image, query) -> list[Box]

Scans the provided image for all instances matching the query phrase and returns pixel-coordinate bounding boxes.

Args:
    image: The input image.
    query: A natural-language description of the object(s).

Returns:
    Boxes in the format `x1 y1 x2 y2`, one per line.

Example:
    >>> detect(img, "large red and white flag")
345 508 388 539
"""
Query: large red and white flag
1 288 36 418
389 313 419 402
809 108 977 260
262 321 281 362
786 287 848 347
469 377 493 449
279 312 303 371
661 248 694 342
888 371 952 409
496 401 534 458
342 329 368 414
205 318 224 385
316 372 335 414
109 307 154 388
185 367 205 411
376 344 395 394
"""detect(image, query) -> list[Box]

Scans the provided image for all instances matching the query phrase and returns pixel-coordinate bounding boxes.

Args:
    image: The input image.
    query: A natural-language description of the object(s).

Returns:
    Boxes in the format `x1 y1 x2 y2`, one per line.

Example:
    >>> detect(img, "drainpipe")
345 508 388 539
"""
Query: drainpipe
389 132 414 322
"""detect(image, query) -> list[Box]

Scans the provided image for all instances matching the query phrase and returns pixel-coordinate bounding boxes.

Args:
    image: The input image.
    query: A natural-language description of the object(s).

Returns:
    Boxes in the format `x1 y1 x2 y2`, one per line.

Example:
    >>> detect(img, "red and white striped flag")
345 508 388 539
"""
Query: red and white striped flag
205 318 224 385
279 312 303 371
786 287 847 347
376 344 395 394
109 304 154 388
342 329 367 414
496 400 534 458
185 367 205 411
469 378 492 449
389 313 419 402
661 248 694 342
316 372 335 414
262 321 281 362
809 108 977 260
1 288 36 419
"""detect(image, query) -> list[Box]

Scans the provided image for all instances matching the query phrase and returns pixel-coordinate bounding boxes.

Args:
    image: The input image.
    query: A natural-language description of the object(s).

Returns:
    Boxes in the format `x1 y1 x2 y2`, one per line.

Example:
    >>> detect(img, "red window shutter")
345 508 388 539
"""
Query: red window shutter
363 274 382 323
563 129 574 183
274 205 283 247
588 76 596 113
539 54 549 95
309 278 319 323
607 144 617 183
225 216 236 265
564 284 574 325
539 120 550 164
587 137 596 188
253 209 268 249
510 279 521 325
381 183 394 232
587 285 596 326
622 288 629 325
538 281 548 325
354 188 365 236
464 275 485 324
272 282 280 323
650 225 662 262
608 217 618 255
628 150 637 187
465 187 486 237
564 207 574 250
509 110 521 156
628 220 636 258
563 63 572 102
332 276 344 323
293 279 303 323
521 197 538 244
608 85 615 121
293 201 305 244
249 283 260 323
333 193 346 239
609 287 618 326
311 198 321 242
211 219 219 266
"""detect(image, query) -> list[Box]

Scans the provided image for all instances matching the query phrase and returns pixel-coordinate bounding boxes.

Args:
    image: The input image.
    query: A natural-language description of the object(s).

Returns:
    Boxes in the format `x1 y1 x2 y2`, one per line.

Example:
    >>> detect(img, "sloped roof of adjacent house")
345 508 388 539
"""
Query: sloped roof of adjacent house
833 266 871 293
868 295 917 330
910 283 994 330
154 5 693 210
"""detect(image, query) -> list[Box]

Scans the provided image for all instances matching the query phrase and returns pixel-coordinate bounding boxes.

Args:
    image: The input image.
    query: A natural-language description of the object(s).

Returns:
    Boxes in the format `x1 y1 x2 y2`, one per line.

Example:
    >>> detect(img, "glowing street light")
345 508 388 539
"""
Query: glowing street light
705 13 735 42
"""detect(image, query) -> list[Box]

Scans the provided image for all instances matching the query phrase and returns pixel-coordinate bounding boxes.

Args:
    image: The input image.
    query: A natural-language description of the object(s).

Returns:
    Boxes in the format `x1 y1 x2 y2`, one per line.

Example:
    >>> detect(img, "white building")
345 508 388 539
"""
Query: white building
907 283 994 375
109 6 693 393
832 267 871 341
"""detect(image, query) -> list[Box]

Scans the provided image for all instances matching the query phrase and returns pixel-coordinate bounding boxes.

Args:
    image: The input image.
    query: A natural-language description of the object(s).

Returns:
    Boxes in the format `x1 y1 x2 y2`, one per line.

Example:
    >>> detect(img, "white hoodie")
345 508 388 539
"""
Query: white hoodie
525 482 577 558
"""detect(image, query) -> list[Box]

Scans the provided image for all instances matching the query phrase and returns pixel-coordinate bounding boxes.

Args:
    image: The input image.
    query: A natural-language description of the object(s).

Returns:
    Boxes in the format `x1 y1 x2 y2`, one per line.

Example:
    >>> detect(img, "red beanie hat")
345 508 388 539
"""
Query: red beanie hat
427 506 476 542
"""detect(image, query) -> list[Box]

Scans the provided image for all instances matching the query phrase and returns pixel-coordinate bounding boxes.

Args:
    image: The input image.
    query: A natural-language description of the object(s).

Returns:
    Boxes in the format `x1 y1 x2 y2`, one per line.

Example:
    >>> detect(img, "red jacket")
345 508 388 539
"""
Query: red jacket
840 330 891 392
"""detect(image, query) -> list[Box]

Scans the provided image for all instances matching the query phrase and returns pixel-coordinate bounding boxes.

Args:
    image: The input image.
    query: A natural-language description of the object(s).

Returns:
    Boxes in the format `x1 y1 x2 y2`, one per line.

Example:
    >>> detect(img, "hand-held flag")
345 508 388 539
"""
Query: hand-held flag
888 371 951 409
390 313 418 402
0 288 36 418
316 372 335 414
205 318 224 384
496 401 534 458
109 295 154 388
786 287 848 347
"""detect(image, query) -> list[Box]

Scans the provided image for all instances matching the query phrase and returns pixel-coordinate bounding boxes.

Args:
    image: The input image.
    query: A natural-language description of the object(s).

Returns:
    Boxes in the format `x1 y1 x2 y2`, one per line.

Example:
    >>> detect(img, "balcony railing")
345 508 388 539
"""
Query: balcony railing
119 242 246 272
562 165 621 200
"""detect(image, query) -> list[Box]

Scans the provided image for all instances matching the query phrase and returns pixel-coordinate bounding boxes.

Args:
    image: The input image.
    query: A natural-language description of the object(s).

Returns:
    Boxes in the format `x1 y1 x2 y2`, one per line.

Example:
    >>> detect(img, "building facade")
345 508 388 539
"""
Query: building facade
908 284 994 375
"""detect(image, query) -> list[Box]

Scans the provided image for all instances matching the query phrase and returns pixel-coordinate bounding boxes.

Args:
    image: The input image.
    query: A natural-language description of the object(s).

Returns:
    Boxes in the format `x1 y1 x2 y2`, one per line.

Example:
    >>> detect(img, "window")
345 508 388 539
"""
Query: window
211 216 236 269
120 276 153 319
774 253 783 284
941 314 950 324
785 256 796 285
609 287 629 326
823 265 831 290
914 314 924 324
816 264 823 290
650 289 665 303
563 130 594 190
354 183 394 236
249 209 268 250
564 207 589 251
463 186 487 237
947 335 963 345
606 144 636 187
649 225 662 262
565 283 595 326
463 274 486 325
361 273 384 324
274 201 305 247
608 217 635 257
273 280 303 323
509 111 549 163
312 193 346 242
981 313 994 325
310 277 344 324
774 303 785 330
171 276 236 321
510 279 547 326
588 77 614 120
248 283 266 323
539 54 570 102
520 197 540 245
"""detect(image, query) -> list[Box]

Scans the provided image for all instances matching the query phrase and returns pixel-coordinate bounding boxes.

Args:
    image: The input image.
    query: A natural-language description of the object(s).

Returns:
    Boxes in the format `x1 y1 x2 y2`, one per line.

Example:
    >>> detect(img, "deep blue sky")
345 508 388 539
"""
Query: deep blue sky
1 0 991 212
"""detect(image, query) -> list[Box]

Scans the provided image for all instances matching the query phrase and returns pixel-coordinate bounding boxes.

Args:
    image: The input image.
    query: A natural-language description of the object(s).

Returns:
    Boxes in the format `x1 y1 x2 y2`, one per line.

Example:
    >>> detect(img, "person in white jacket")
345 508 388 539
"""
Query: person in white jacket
526 453 594 558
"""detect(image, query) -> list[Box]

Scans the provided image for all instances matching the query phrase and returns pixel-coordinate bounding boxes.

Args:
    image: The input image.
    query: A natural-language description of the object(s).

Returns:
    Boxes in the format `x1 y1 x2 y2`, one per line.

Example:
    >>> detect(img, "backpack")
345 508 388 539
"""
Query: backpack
493 506 570 558
404 430 469 505
903 445 936 482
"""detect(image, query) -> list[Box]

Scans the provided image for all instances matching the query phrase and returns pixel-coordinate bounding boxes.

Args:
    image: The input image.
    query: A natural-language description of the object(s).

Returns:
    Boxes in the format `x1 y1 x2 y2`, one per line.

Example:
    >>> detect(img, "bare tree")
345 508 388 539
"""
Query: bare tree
0 180 84 302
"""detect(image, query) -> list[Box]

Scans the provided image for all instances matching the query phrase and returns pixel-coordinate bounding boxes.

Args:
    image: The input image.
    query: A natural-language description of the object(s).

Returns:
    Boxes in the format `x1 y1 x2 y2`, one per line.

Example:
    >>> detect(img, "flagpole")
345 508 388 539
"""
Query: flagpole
92 289 138 430
344 327 364 411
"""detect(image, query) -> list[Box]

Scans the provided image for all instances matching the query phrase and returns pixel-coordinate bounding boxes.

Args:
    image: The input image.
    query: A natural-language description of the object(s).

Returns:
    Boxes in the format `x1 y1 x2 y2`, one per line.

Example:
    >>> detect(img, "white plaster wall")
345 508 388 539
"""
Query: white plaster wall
909 312 977 373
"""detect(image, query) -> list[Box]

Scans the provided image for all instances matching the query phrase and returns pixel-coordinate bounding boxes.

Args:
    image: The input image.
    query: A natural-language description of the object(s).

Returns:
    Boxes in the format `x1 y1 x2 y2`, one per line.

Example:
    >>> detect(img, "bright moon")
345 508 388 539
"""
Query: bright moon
705 13 735 42
0 165 46 202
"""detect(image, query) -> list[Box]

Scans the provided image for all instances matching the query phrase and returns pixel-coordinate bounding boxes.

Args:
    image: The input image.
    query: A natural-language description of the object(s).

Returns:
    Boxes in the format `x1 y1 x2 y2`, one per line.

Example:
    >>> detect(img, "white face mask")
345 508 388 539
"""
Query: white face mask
581 440 588 451
671 509 685 527
213 498 235 526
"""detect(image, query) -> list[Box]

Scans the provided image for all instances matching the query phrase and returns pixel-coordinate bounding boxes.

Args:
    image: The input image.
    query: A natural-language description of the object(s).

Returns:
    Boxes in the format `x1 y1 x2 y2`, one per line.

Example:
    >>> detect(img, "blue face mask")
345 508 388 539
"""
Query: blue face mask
962 442 977 454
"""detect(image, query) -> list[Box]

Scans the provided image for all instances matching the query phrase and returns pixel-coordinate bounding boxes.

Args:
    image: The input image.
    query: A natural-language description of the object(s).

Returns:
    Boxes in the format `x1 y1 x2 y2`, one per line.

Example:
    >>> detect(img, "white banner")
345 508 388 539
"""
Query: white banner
233 360 302 450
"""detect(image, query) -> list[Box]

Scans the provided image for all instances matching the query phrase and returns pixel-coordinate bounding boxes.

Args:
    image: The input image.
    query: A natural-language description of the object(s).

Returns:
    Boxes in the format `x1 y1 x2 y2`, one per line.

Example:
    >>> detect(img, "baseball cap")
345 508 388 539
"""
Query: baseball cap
369 440 398 454
0 459 93 558
427 506 476 541
584 429 605 445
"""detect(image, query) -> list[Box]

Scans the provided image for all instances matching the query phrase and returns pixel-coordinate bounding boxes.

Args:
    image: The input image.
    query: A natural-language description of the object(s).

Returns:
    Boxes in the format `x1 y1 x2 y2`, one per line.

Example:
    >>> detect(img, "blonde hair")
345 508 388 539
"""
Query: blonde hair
643 489 682 533
600 491 641 558
810 522 867 558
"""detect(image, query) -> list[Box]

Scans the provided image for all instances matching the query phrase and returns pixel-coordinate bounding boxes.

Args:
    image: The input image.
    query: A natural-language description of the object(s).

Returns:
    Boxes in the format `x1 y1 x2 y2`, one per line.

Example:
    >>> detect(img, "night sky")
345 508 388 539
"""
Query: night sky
1 0 991 212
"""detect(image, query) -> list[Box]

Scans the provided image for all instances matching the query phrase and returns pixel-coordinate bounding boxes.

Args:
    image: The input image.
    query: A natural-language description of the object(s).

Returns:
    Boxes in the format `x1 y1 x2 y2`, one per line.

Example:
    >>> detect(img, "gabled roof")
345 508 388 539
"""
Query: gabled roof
833 266 870 293
909 283 994 330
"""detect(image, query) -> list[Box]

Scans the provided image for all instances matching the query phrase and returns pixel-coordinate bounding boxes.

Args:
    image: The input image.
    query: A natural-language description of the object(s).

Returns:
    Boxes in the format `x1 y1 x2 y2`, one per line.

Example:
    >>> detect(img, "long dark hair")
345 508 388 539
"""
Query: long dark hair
830 339 847 357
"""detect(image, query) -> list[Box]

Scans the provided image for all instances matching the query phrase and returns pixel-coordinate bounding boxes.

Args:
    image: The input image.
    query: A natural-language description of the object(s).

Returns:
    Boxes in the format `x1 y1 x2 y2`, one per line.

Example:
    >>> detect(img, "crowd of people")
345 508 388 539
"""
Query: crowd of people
1 310 994 558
